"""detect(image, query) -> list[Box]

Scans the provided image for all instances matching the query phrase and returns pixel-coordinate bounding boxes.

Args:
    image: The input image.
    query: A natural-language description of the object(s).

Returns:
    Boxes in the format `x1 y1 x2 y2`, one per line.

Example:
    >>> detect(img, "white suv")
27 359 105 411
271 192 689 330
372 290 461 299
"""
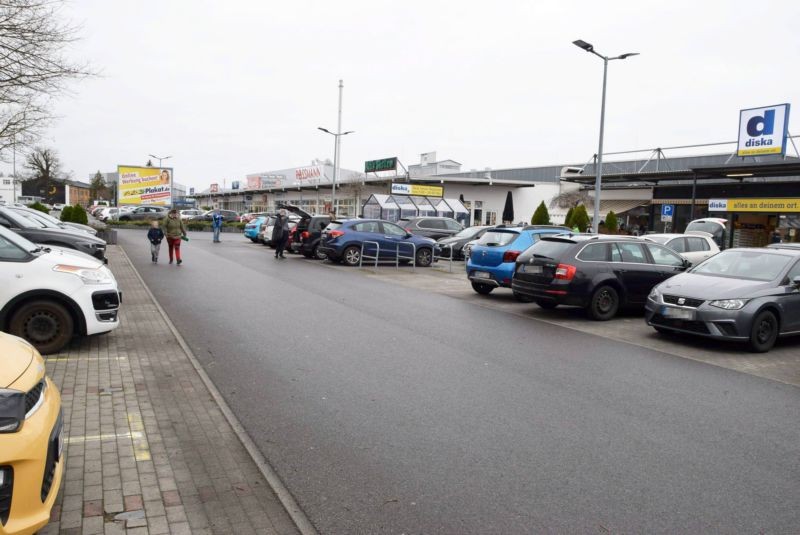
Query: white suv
0 225 121 354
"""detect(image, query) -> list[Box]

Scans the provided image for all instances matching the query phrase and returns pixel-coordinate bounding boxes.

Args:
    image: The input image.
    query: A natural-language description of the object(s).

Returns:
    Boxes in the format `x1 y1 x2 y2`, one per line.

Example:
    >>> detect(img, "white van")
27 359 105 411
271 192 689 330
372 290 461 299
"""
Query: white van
0 225 121 354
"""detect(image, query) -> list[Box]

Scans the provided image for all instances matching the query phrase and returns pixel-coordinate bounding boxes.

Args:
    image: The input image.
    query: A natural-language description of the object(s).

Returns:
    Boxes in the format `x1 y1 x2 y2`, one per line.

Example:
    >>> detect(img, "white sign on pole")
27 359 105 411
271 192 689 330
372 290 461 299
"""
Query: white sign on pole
737 103 790 157
660 204 674 222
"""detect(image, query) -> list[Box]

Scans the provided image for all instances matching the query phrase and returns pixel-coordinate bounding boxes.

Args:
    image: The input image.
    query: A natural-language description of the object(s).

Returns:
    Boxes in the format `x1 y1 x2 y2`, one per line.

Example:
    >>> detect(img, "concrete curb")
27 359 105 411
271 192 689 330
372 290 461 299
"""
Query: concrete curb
117 245 319 535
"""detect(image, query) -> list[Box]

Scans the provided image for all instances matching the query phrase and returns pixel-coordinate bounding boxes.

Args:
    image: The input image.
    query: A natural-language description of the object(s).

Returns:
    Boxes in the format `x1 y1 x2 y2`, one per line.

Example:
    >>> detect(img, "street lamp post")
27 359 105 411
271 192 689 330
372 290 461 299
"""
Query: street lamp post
149 154 172 169
572 39 639 233
318 79 353 217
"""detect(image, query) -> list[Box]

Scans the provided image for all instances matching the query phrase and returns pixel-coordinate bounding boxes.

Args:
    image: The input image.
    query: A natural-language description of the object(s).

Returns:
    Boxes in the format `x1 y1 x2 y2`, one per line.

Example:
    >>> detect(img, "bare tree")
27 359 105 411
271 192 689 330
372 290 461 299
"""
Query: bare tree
0 0 92 156
549 188 591 210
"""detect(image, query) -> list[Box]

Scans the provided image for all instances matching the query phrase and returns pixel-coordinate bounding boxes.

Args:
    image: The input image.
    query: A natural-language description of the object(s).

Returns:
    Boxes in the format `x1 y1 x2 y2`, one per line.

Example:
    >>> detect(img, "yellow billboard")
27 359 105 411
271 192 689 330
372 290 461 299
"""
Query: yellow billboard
117 166 173 205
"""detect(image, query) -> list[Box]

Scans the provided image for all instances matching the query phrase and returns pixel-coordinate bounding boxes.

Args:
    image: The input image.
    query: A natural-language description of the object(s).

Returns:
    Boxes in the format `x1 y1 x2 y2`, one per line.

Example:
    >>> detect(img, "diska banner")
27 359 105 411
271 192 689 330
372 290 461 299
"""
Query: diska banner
117 166 173 205
737 103 790 157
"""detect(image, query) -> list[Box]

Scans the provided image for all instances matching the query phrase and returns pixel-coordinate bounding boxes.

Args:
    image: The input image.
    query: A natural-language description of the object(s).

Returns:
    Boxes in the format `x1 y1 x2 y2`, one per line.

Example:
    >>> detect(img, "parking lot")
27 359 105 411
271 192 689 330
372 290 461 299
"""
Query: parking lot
278 242 800 388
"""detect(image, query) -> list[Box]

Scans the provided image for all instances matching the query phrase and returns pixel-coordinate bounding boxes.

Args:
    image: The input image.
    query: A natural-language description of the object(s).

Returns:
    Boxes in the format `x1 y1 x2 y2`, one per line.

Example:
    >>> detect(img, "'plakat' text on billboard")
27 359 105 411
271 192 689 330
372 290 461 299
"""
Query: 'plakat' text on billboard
117 166 173 206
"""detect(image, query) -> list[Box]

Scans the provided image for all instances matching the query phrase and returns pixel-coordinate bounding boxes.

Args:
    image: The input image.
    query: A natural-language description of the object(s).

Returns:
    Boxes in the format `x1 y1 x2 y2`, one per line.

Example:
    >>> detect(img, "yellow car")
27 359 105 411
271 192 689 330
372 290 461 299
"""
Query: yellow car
0 332 63 535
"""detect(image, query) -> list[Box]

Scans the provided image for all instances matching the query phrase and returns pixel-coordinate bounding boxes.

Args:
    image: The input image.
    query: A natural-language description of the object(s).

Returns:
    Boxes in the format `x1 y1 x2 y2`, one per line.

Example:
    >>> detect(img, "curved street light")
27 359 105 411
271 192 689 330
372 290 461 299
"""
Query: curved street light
573 39 639 232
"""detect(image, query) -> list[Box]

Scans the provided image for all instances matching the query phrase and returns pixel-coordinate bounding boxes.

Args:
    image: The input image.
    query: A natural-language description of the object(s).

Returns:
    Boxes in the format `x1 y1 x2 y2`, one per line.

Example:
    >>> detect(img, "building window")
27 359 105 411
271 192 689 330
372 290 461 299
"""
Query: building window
2 180 10 185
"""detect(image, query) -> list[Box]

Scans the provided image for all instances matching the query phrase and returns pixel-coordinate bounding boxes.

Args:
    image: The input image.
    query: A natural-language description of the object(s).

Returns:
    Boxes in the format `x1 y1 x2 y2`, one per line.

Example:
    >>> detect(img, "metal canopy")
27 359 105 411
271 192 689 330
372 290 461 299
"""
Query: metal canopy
563 160 800 186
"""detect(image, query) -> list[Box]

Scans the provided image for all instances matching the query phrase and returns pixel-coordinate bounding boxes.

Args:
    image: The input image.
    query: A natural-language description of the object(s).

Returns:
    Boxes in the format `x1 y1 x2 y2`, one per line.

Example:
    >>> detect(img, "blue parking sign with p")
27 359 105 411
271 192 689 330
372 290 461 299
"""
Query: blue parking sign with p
662 204 674 217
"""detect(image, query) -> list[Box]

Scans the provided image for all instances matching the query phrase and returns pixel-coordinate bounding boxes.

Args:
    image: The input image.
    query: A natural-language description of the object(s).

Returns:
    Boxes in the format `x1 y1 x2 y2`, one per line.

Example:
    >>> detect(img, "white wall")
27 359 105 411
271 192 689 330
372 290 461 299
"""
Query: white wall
0 178 21 205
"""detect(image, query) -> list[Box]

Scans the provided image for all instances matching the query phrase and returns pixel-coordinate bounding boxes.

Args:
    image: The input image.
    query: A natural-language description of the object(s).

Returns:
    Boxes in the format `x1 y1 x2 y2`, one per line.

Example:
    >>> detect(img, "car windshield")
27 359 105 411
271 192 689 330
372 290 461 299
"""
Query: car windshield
692 250 792 281
477 230 518 247
0 222 39 251
3 209 44 228
647 236 670 244
453 226 486 239
15 209 60 228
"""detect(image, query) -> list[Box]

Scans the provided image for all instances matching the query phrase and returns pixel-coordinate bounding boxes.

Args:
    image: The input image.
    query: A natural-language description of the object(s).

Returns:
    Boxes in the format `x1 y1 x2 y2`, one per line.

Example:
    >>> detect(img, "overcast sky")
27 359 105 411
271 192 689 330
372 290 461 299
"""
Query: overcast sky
8 0 800 189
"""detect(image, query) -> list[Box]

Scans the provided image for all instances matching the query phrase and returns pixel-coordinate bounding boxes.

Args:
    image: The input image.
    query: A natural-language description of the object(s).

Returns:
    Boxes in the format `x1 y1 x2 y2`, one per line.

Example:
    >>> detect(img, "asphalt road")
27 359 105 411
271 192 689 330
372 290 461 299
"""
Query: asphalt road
117 229 800 534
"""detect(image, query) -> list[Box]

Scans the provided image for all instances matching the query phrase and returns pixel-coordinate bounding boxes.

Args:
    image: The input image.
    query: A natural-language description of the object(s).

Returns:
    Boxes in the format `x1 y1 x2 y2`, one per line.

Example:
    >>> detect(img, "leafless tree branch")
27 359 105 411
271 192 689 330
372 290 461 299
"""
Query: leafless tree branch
0 0 92 158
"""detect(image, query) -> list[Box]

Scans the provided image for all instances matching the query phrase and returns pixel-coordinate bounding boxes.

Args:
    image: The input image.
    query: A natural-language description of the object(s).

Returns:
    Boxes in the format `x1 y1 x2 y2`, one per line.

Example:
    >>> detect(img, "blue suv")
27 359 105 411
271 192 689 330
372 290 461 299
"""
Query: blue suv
320 219 439 266
467 225 570 300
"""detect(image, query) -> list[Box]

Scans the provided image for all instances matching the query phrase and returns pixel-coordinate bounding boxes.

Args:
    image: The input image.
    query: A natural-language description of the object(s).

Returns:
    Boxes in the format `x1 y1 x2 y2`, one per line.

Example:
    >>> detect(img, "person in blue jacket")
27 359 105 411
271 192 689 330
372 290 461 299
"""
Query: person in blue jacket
147 220 165 263
212 209 224 243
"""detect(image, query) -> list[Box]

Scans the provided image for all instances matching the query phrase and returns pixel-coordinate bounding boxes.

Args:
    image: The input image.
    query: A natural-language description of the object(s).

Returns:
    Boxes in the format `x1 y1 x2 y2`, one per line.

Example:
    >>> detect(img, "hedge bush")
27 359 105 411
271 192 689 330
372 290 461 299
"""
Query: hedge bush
28 202 50 214
530 201 551 225
60 205 74 222
605 210 619 234
71 204 88 225
571 205 590 232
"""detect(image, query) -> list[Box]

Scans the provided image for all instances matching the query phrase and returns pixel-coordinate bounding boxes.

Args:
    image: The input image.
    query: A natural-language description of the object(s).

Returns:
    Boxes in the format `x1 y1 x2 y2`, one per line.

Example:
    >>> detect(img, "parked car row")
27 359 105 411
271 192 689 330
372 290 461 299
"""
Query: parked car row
471 231 800 353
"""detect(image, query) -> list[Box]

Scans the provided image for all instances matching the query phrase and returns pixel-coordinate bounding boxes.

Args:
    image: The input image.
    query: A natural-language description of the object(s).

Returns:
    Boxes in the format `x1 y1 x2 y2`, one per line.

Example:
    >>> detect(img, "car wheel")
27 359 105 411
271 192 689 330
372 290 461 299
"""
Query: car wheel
313 245 328 260
654 326 672 335
513 291 534 303
416 247 433 267
588 285 619 321
250 238 258 243
748 310 778 353
9 300 74 355
471 282 493 295
343 245 361 266
535 300 558 309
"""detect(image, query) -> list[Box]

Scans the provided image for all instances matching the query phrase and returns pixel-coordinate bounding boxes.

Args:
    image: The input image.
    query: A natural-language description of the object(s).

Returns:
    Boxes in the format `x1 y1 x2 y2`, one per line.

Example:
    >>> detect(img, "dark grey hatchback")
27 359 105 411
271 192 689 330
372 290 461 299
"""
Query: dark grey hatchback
645 247 800 352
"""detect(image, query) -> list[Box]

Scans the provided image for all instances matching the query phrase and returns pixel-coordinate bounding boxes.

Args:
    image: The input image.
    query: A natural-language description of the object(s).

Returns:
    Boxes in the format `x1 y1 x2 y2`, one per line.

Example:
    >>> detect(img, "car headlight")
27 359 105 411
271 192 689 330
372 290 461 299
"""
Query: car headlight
648 286 662 302
0 389 26 433
709 299 748 310
53 264 114 284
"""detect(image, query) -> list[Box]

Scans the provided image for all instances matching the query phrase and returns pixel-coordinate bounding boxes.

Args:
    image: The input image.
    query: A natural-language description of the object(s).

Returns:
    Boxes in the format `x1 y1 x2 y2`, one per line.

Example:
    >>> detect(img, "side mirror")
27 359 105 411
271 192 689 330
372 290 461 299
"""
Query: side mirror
793 276 800 289
683 259 692 269
405 232 412 238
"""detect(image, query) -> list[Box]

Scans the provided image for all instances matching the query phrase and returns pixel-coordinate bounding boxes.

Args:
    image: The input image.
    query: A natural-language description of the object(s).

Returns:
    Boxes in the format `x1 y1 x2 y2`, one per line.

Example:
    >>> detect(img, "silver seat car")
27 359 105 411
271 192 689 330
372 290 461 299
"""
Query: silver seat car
645 247 800 352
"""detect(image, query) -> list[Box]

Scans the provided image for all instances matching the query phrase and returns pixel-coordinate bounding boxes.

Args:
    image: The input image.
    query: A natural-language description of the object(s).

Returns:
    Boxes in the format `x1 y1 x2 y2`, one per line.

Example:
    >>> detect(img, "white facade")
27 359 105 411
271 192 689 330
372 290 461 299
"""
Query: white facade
0 176 21 205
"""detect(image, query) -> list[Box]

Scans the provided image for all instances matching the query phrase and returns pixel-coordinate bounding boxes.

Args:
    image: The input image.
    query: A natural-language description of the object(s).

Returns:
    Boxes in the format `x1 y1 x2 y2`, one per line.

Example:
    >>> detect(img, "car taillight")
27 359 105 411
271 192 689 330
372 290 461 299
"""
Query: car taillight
502 250 521 263
405 228 412 233
554 264 577 281
301 231 310 240
328 230 345 238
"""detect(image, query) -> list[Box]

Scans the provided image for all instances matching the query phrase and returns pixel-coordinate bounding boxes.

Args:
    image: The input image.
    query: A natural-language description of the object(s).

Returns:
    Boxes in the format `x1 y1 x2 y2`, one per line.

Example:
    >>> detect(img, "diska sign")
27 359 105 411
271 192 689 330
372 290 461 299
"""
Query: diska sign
737 103 790 157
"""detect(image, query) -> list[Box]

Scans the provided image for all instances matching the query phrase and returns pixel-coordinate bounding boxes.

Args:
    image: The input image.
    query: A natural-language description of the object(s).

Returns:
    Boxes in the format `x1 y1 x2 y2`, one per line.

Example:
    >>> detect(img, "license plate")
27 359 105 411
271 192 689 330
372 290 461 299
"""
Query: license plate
661 306 695 320
473 271 491 279
520 265 542 274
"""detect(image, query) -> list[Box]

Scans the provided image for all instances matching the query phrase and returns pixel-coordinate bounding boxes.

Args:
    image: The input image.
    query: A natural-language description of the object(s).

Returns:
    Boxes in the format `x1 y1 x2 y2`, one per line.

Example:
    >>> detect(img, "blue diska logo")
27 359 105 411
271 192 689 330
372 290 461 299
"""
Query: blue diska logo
745 109 775 147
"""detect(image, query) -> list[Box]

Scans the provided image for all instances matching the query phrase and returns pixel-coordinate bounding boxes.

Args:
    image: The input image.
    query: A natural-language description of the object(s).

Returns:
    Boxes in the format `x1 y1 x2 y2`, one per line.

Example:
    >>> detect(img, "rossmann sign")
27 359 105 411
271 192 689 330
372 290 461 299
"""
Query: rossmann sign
737 103 790 156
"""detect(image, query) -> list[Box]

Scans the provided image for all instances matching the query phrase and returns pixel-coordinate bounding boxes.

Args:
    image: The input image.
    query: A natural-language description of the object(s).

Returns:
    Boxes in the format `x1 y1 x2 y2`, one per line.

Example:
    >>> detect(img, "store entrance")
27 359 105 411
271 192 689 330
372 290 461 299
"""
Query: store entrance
731 213 800 247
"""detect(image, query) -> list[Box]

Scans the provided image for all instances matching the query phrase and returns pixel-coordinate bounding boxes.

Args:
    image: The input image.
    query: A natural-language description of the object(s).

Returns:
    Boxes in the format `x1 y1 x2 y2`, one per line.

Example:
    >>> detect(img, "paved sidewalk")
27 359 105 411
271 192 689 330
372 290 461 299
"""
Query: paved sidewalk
41 245 301 534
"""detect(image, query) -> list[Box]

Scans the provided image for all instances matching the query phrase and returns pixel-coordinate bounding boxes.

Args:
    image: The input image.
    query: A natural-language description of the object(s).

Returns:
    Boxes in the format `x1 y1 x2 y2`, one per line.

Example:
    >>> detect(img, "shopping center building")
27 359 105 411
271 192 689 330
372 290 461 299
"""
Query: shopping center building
192 103 800 245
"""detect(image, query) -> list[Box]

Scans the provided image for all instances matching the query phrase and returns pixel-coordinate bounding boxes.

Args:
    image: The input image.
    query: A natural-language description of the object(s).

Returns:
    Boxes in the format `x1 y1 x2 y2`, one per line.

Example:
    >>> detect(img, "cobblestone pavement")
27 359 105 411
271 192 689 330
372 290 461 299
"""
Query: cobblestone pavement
40 245 301 535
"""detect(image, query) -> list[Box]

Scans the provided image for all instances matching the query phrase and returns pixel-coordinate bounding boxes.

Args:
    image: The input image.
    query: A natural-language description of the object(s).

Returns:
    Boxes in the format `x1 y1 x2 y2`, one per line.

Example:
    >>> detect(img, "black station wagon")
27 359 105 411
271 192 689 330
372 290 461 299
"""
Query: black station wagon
512 235 690 320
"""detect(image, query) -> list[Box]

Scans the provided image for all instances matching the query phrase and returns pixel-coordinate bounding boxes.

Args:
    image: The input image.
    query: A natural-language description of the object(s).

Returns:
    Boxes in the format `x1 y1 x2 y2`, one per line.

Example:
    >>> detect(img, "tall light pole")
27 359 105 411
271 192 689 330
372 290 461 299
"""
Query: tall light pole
11 135 16 203
148 154 172 169
573 39 639 233
318 79 353 217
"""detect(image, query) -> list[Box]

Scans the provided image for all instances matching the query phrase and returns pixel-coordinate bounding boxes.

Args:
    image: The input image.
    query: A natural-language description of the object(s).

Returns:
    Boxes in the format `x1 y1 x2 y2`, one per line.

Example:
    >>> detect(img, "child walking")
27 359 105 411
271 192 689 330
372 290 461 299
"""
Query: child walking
147 220 164 263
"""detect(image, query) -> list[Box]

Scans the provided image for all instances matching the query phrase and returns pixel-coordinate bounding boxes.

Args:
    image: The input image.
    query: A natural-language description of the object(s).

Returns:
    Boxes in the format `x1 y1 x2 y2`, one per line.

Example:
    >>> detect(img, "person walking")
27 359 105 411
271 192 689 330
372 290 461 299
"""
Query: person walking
212 209 223 243
147 220 164 263
272 209 290 259
163 208 187 265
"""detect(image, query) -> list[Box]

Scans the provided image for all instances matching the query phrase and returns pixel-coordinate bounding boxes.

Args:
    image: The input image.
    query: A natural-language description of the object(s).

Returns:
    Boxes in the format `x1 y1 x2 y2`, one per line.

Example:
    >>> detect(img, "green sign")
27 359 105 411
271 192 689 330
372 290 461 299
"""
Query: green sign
365 157 398 173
